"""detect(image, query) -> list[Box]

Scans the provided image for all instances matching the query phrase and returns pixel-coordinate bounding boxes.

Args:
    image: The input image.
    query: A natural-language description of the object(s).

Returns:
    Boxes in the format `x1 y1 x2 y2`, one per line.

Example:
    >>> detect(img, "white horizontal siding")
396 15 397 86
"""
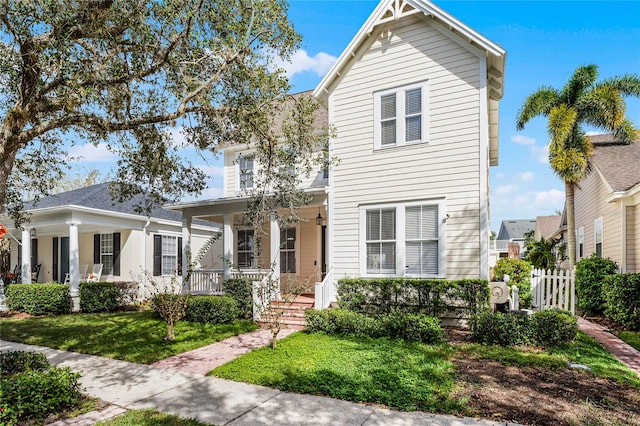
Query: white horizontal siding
329 16 483 280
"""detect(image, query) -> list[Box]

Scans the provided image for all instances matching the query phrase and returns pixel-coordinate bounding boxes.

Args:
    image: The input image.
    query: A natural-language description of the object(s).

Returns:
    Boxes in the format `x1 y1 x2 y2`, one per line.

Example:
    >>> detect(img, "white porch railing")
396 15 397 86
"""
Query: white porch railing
531 268 575 314
188 269 224 295
229 269 270 282
314 267 333 310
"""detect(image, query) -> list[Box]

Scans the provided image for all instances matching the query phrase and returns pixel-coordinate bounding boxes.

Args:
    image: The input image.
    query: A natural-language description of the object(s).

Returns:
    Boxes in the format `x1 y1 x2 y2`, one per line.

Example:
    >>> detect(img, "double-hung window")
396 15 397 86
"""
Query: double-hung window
100 234 114 276
161 235 178 276
237 154 254 190
362 201 444 277
594 218 603 257
280 227 296 273
237 229 255 268
374 82 427 149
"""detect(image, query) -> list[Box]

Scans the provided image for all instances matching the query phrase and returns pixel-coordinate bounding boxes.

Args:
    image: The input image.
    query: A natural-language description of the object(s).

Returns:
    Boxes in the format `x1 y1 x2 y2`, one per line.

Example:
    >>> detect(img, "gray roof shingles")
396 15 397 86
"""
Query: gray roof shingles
497 219 537 241
25 182 183 222
589 134 640 192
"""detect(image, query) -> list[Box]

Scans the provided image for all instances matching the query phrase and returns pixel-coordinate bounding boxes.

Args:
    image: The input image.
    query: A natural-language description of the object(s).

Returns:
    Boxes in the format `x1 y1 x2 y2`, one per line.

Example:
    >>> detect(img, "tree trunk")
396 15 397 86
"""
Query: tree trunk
0 122 24 213
166 322 175 341
565 181 577 269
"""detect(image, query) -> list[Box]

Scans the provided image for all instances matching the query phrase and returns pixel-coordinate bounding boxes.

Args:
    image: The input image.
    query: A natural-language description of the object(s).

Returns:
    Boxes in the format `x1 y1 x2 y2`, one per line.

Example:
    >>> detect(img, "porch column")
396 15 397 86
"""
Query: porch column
223 214 233 280
20 229 32 284
67 221 81 311
182 215 192 292
270 214 280 282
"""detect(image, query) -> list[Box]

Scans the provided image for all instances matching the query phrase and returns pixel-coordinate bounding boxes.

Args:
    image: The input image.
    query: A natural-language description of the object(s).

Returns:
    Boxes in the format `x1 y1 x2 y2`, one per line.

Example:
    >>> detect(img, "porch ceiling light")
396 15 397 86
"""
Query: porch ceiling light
29 228 36 238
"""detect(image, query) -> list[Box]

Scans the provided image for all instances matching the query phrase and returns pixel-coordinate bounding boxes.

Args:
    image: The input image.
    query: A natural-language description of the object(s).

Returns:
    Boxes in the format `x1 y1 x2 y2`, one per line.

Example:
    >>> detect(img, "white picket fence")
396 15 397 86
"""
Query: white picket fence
530 268 576 314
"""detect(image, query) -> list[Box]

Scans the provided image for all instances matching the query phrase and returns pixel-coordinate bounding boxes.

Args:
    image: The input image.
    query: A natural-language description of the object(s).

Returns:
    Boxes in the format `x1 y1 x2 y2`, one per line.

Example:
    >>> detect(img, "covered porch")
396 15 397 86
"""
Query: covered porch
167 188 331 307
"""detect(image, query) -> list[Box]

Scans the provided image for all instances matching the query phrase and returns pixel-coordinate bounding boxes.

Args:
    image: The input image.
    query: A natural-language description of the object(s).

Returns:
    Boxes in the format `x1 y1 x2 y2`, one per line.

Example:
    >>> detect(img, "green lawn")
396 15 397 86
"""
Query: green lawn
616 331 640 352
95 409 210 426
211 331 640 414
0 311 257 364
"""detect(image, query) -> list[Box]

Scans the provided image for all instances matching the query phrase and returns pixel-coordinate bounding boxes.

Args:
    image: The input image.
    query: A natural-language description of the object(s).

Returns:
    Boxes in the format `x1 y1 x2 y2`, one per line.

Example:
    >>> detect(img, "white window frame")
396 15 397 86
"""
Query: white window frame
359 200 446 278
100 233 114 276
280 226 298 274
161 235 178 276
373 81 429 150
236 152 255 191
594 217 603 257
577 226 584 260
236 229 256 268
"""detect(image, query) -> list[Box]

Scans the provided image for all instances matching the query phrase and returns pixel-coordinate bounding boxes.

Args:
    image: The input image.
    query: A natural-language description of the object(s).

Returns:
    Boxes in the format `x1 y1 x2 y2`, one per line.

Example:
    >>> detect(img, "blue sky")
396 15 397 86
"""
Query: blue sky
68 0 640 232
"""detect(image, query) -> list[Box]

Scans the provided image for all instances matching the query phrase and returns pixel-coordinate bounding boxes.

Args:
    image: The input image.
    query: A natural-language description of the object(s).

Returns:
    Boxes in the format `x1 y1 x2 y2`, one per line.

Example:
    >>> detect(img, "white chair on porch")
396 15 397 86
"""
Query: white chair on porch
84 264 103 283
64 264 88 285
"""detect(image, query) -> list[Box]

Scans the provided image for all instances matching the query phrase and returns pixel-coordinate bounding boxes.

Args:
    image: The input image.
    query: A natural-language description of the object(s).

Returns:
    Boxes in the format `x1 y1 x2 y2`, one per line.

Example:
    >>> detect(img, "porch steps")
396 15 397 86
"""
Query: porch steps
258 294 314 330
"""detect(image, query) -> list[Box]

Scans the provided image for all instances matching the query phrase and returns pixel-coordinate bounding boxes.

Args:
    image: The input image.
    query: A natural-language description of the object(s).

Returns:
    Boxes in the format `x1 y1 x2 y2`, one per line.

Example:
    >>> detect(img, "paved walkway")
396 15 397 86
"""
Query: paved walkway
0 338 518 426
577 317 640 377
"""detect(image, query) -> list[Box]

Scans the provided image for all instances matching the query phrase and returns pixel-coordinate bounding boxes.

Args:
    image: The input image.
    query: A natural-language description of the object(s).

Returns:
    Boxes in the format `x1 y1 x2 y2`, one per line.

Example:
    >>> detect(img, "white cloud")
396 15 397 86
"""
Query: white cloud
518 171 534 182
275 49 337 78
494 184 518 197
531 144 549 164
495 172 506 179
196 164 224 178
585 130 606 136
514 189 564 210
167 126 187 148
511 134 536 145
68 142 118 163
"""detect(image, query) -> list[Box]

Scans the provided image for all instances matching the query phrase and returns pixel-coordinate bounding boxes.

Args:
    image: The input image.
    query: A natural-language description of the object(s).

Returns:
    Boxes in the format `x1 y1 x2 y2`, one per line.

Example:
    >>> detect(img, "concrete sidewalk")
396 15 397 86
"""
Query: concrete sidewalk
0 340 517 426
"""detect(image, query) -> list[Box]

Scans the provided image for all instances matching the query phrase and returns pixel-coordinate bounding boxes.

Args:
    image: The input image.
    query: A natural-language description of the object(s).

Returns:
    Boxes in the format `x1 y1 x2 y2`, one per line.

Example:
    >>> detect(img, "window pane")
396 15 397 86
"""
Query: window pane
405 207 421 240
381 242 396 273
405 89 421 115
366 243 380 274
381 94 396 119
422 205 438 239
380 209 395 240
161 235 177 275
381 120 396 146
406 116 421 142
421 241 439 275
406 242 420 274
100 234 114 275
367 210 380 241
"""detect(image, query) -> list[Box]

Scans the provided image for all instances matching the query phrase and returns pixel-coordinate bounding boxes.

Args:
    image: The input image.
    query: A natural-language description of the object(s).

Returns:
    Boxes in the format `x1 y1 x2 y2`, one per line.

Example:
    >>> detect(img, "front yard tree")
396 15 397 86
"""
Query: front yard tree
516 65 640 268
0 0 305 224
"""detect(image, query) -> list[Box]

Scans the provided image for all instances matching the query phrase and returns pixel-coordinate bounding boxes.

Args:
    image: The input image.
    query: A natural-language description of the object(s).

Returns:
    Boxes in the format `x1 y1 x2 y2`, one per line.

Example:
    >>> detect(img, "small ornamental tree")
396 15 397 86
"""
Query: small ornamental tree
146 275 188 341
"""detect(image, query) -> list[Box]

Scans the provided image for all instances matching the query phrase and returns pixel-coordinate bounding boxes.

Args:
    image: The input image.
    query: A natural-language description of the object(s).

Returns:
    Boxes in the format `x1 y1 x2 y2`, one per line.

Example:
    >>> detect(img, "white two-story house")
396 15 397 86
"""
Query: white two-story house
168 0 506 307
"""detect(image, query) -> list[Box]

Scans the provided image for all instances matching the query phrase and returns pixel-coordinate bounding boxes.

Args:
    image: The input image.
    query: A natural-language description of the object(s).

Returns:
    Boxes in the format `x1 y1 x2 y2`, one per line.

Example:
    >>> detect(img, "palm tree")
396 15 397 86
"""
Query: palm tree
525 236 566 269
516 64 640 268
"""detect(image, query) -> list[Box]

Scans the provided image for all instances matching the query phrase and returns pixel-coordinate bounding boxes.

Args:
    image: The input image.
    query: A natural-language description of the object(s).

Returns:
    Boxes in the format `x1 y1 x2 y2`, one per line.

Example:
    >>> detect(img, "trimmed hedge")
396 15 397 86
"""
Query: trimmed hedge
80 282 137 313
337 278 489 318
223 278 253 319
575 254 618 316
471 309 577 347
305 309 443 344
0 351 82 425
603 273 640 330
184 295 239 324
5 283 71 315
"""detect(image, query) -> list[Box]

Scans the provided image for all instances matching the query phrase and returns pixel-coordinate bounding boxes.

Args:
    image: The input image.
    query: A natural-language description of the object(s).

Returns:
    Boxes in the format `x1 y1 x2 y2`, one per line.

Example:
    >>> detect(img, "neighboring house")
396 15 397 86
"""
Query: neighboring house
169 0 506 306
573 134 640 272
3 183 222 300
534 215 562 241
489 219 536 264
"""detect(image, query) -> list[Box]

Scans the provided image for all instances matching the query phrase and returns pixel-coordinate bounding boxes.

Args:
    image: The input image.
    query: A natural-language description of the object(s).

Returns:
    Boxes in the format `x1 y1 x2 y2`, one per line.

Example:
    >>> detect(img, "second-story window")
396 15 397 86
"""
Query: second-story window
238 154 254 190
374 82 428 149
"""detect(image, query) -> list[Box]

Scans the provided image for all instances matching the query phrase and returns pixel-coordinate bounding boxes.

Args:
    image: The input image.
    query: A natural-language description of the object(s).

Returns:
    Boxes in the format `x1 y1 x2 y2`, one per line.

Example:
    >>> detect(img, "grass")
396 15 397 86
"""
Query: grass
615 330 640 352
211 331 640 414
211 332 465 413
95 409 210 426
0 311 257 364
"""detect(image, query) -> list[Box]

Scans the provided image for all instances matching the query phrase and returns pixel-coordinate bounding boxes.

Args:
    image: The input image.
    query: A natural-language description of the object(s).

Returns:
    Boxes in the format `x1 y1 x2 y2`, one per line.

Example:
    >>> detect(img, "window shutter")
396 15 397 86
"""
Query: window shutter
177 237 183 276
153 235 162 276
112 233 121 276
93 234 100 264
31 238 38 268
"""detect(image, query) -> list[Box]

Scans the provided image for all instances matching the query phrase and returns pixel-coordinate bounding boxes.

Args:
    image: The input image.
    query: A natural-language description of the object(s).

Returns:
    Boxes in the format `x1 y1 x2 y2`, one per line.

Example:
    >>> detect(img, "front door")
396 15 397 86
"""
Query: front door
60 237 69 283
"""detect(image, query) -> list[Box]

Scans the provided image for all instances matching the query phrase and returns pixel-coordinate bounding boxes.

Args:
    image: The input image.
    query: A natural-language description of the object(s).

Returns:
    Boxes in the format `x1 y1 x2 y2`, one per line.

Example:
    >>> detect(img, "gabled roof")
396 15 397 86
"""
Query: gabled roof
313 0 506 101
534 215 562 240
496 219 536 241
588 134 640 193
24 182 183 223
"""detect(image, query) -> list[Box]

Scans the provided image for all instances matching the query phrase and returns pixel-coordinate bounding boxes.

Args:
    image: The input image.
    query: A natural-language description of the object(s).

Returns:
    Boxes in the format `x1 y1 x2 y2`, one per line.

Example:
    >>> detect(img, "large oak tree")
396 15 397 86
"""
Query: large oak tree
1 0 324 226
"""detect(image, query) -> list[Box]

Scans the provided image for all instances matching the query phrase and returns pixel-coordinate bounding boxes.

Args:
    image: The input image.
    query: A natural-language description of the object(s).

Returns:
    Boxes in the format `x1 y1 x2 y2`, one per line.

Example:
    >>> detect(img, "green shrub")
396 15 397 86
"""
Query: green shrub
0 351 49 376
5 283 71 315
471 311 533 346
336 278 489 317
602 273 640 330
0 366 82 425
184 296 239 324
575 255 618 316
493 258 532 308
223 278 253 319
79 282 131 313
305 309 380 337
532 309 578 347
380 312 442 344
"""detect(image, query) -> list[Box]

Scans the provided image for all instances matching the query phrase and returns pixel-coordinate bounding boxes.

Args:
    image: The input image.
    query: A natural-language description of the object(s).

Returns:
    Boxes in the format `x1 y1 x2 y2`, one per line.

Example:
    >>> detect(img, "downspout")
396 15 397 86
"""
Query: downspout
143 218 151 291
